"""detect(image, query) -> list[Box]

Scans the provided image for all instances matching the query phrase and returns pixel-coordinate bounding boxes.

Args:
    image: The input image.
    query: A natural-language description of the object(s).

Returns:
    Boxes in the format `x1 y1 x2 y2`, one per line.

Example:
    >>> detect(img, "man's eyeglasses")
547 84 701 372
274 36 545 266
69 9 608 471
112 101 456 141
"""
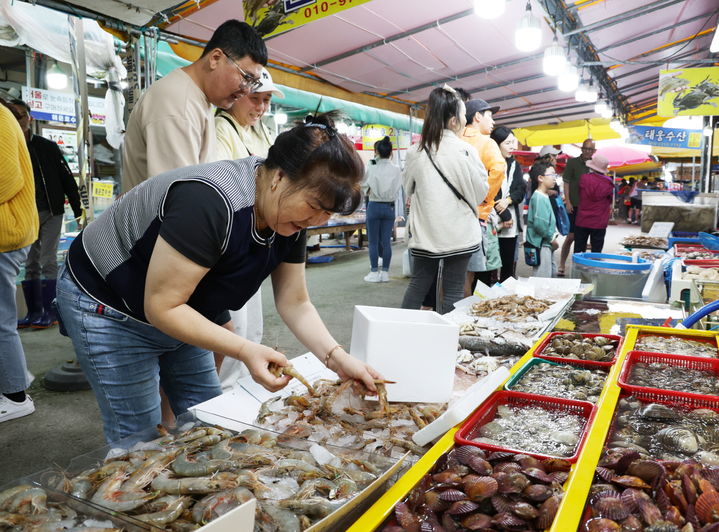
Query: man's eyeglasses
222 51 262 91
582 147 597 152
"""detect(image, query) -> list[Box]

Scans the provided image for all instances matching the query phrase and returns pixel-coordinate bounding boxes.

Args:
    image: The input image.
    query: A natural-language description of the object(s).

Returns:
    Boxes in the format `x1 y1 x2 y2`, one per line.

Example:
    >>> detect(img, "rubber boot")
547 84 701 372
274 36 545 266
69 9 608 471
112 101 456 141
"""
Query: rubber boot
31 279 58 329
17 279 42 329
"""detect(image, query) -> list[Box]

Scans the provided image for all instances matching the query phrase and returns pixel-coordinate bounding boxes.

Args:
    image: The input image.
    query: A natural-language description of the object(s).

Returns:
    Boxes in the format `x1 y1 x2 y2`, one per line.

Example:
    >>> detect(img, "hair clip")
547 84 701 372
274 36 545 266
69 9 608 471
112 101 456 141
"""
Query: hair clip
305 122 336 137
442 83 457 94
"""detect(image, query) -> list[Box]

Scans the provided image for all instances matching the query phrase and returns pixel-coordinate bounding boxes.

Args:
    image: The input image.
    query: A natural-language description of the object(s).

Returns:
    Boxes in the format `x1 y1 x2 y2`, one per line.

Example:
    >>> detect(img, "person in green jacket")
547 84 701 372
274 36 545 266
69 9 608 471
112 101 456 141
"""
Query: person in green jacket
526 165 558 278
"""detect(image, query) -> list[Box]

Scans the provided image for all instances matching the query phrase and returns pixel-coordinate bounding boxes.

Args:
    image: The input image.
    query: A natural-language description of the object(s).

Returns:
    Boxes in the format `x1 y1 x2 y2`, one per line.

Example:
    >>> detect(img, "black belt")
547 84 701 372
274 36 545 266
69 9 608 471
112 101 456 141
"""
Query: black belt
371 201 394 205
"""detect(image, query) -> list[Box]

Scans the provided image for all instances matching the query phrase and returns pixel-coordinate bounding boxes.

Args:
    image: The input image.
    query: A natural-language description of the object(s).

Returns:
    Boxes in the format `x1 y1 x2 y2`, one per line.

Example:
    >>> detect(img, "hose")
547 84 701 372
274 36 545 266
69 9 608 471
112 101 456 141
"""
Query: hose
680 299 719 329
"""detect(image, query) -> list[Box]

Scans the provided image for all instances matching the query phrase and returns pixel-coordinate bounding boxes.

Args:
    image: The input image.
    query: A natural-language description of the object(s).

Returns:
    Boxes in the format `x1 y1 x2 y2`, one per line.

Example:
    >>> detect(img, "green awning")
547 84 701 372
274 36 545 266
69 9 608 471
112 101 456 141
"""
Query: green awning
155 42 421 133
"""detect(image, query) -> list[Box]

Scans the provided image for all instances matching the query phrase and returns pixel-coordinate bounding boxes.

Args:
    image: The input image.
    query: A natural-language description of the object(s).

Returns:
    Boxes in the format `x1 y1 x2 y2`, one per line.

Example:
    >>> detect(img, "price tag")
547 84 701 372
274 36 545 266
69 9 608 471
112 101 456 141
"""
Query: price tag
648 222 674 238
92 182 114 199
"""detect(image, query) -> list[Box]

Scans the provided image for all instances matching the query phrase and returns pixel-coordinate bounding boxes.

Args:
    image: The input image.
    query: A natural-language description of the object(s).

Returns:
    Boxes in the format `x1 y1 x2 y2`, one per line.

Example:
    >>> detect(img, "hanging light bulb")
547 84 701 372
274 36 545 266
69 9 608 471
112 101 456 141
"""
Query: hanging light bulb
275 112 288 125
575 79 589 102
514 2 542 52
594 97 607 115
585 79 598 103
543 37 566 76
558 65 579 92
474 0 506 19
46 60 68 90
600 104 613 119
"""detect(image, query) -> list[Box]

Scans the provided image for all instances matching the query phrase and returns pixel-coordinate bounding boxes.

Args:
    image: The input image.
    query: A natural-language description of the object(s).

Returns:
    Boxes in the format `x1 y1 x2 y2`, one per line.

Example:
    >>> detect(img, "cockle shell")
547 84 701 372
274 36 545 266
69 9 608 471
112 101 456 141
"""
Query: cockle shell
696 490 719 524
491 511 528 531
627 460 667 484
639 500 664 525
509 501 538 520
462 475 498 501
459 512 492 530
454 445 486 466
612 475 652 489
439 489 466 502
536 494 559 529
423 490 449 512
585 517 621 531
522 483 553 502
594 496 630 521
619 515 643 532
446 500 479 515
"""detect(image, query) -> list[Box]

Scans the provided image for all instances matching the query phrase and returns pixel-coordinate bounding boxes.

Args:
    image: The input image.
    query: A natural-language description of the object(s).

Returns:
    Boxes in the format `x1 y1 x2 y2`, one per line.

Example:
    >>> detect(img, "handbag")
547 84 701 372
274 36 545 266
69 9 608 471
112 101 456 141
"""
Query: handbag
554 195 571 236
425 150 477 215
524 242 541 267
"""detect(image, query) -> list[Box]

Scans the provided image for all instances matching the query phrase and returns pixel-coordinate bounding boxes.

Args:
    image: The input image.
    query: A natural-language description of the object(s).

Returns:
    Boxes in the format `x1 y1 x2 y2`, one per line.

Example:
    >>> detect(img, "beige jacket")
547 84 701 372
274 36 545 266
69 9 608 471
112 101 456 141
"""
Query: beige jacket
404 129 488 257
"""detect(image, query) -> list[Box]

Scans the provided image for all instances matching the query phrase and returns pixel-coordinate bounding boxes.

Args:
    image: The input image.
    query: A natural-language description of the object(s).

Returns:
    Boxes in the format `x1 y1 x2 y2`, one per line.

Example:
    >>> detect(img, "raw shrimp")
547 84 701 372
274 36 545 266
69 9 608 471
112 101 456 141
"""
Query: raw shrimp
172 451 236 477
277 497 336 518
150 473 237 495
191 487 255 524
91 470 158 511
134 495 192 526
269 362 316 396
257 502 301 532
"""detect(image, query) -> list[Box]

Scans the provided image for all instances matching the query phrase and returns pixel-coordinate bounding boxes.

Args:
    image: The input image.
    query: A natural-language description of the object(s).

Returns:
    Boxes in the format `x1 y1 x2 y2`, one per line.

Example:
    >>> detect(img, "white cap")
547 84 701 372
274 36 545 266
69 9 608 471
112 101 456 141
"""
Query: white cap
539 145 561 157
254 68 284 98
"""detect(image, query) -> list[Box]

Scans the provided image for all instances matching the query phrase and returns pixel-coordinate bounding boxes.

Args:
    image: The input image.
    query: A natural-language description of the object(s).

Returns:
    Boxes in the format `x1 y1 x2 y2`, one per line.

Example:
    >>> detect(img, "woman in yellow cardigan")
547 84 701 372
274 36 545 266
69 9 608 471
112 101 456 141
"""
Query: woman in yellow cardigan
0 101 39 423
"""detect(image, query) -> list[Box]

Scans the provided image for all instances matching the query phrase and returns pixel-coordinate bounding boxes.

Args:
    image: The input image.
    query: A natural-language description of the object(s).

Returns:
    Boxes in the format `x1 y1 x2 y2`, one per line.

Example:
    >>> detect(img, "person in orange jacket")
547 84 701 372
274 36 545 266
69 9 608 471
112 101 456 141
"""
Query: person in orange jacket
461 98 505 294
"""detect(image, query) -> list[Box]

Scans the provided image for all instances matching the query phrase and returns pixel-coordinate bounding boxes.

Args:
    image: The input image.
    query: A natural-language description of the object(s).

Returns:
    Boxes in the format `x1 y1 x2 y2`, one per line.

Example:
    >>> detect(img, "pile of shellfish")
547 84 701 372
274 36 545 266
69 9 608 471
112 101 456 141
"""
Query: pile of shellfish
584 447 719 531
539 334 619 363
621 236 668 249
635 335 718 359
608 398 719 465
510 361 608 403
380 446 566 531
469 403 587 459
626 361 719 397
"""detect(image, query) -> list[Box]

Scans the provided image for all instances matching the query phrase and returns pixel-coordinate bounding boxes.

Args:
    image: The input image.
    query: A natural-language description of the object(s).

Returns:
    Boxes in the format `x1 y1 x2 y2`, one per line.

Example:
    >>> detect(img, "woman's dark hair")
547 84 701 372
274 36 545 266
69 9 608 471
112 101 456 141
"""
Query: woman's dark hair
202 20 268 66
419 86 462 153
455 88 472 103
490 126 513 146
264 111 363 214
376 136 393 159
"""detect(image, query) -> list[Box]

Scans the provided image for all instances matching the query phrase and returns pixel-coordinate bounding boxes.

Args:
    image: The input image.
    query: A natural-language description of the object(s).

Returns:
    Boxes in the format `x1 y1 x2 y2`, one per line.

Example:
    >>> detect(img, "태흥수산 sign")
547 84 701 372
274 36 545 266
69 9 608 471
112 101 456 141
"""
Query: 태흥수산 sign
627 125 703 150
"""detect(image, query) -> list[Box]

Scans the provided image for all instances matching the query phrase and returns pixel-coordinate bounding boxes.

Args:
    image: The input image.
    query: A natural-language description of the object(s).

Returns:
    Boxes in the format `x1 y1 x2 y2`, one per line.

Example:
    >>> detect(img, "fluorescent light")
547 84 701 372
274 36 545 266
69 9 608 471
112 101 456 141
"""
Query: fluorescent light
543 39 566 76
275 112 288 125
474 0 506 19
46 61 67 90
585 79 598 103
711 25 719 53
575 80 589 102
514 3 542 52
594 99 607 115
600 105 613 119
558 65 579 92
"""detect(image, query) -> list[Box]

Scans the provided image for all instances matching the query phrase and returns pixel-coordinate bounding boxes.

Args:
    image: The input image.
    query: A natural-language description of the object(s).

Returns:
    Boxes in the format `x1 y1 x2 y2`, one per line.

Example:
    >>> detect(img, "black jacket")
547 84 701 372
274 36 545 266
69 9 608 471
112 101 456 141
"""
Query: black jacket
28 134 82 218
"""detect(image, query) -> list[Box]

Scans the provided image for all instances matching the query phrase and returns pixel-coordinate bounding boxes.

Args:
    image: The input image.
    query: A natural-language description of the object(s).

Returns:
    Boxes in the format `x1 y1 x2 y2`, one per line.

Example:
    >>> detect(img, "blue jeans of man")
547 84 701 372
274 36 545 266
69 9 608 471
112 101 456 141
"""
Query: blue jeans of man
367 201 395 271
55 264 222 443
0 246 31 395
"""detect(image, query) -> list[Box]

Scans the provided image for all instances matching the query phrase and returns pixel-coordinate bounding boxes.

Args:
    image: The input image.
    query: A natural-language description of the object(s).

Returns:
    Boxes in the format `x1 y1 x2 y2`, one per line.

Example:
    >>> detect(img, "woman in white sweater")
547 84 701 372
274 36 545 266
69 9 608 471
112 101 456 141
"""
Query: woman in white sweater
401 86 488 313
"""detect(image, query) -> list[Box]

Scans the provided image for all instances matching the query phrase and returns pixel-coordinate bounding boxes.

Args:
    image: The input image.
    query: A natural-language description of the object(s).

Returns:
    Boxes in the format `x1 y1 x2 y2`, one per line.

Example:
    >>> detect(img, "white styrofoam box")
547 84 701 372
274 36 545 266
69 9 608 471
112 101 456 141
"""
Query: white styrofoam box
350 305 459 403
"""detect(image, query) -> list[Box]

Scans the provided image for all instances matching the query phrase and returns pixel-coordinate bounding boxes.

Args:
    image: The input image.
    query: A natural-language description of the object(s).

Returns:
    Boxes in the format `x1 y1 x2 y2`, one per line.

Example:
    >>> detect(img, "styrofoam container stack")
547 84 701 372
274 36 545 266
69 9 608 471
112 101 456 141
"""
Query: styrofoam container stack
350 305 459 403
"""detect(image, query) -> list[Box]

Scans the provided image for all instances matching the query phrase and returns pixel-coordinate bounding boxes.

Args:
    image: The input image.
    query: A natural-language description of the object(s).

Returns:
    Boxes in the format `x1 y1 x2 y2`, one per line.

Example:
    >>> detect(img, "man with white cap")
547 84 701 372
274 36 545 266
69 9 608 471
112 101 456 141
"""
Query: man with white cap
214 67 284 390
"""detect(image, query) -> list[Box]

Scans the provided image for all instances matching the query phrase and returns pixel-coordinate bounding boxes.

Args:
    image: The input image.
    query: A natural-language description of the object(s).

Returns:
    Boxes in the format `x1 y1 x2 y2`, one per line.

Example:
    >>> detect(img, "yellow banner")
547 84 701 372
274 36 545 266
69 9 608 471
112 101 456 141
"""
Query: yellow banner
361 124 397 151
658 67 719 117
244 0 373 38
92 181 114 199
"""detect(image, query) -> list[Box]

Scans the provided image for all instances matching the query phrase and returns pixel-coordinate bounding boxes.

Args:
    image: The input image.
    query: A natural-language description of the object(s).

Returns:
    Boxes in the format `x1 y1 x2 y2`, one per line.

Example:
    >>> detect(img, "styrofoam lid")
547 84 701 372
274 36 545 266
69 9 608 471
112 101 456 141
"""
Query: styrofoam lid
412 367 510 447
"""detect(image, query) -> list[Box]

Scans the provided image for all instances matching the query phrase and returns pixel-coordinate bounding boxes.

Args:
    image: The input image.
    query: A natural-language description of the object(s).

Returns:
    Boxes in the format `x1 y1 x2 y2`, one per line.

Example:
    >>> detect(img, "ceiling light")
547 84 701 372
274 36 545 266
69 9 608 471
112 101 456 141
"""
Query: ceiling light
474 0 506 19
600 105 613 119
275 112 288 125
585 79 598 103
336 121 350 135
575 80 589 102
46 60 67 90
514 2 542 52
594 98 607 115
543 38 566 76
711 25 719 53
558 65 579 92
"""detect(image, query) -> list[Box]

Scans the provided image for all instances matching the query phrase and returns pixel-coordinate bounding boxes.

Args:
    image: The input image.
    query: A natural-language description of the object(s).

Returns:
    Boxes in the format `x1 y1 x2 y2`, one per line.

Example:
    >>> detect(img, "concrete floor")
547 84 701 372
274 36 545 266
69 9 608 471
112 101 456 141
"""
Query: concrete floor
0 222 641 484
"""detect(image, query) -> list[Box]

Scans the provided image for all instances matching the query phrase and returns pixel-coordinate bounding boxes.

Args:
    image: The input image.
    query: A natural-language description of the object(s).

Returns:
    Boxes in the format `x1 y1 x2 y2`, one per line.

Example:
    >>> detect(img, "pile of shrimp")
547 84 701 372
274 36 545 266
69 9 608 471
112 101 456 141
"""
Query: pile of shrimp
37 424 395 531
256 379 447 460
0 483 134 532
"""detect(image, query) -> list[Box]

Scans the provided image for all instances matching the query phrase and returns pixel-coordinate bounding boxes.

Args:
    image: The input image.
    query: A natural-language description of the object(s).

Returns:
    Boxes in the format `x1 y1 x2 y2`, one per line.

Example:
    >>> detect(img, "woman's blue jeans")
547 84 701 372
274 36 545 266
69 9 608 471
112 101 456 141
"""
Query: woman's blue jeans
0 246 31 395
367 201 395 271
55 264 222 443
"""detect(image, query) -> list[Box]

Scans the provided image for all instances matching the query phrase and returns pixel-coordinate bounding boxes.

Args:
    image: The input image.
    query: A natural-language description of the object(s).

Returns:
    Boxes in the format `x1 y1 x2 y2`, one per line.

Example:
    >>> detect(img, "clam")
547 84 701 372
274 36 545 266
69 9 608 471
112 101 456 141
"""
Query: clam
423 490 450 512
612 475 652 489
535 495 559 529
496 471 530 494
446 499 480 515
491 511 528 530
594 496 630 521
619 515 643 531
627 460 666 484
585 517 621 531
454 445 486 465
438 488 466 502
644 522 681 532
522 483 552 502
459 512 492 530
657 428 699 455
696 490 719 524
462 475 498 501
639 500 664 525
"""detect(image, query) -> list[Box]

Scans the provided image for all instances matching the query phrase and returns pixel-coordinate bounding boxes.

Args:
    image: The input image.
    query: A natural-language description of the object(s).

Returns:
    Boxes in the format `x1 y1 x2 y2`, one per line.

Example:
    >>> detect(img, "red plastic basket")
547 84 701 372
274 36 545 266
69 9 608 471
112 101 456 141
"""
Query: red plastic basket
454 390 595 462
533 332 623 367
634 332 719 358
618 350 719 401
674 243 712 255
683 259 719 267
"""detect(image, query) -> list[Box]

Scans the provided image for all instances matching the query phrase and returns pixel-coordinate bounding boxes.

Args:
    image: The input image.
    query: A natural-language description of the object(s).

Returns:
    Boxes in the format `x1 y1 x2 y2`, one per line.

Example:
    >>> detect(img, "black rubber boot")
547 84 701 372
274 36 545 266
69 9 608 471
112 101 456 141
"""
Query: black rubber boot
32 279 58 329
17 279 42 329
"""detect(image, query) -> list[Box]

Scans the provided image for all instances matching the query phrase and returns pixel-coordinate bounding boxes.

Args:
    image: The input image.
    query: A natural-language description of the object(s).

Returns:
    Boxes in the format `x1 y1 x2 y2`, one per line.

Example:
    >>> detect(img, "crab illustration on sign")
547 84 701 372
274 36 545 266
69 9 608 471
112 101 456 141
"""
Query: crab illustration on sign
658 67 719 117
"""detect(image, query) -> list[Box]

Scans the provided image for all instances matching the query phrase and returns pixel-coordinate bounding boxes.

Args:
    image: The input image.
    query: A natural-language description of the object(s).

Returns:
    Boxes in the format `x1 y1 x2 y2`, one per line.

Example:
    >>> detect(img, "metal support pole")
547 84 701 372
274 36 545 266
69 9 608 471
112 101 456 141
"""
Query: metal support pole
701 117 710 194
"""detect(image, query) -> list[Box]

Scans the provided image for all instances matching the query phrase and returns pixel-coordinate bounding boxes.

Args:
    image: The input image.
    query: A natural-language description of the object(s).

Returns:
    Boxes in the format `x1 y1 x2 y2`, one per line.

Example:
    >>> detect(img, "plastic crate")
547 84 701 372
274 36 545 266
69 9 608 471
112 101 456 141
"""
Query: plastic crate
684 258 719 266
505 357 609 403
454 390 595 462
618 350 719 400
634 332 719 358
534 332 623 367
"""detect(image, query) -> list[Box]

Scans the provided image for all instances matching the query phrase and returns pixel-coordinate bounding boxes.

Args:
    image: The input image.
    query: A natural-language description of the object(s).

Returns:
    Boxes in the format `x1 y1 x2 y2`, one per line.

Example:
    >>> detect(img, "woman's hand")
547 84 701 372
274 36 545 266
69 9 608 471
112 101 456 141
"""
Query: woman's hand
242 344 292 392
494 198 510 213
330 350 383 394
501 219 513 229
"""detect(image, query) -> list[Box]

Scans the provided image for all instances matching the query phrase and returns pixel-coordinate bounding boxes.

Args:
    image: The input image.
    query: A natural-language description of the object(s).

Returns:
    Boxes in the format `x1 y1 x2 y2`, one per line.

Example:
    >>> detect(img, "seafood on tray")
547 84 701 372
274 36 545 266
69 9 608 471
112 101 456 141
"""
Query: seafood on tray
40 423 396 531
0 484 134 531
510 362 608 403
458 324 538 358
621 235 668 249
540 333 619 363
626 361 719 397
635 335 718 358
255 379 445 460
683 265 719 281
469 296 552 322
470 404 587 459
681 250 719 260
585 447 719 531
380 446 567 531
456 350 521 379
608 397 719 464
